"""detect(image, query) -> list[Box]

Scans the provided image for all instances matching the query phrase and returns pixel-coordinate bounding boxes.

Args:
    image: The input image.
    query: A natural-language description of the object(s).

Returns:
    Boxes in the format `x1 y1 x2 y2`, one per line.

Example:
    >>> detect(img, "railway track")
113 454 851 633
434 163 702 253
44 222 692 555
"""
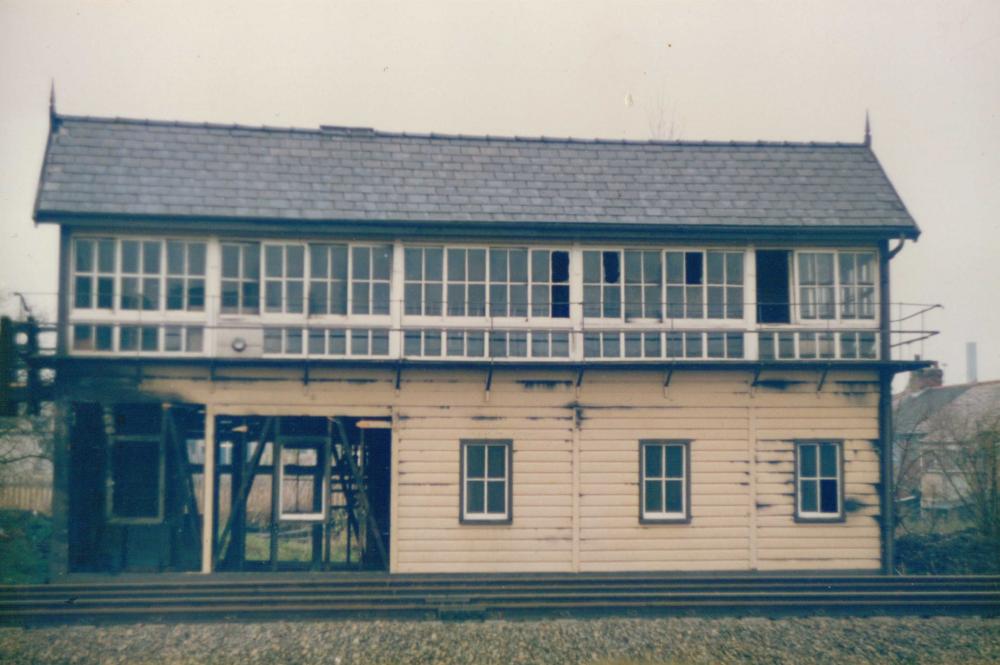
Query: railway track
2 574 998 624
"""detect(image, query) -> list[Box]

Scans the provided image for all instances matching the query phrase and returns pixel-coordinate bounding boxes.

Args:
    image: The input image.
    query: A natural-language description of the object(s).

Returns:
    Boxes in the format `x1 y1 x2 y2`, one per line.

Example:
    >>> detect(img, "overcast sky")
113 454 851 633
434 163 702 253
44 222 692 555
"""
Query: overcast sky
1 0 998 385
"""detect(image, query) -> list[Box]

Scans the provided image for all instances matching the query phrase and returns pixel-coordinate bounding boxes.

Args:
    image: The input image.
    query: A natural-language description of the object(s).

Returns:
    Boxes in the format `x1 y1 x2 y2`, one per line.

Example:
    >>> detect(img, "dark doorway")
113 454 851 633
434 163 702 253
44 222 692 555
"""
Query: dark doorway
212 415 391 572
68 402 204 573
756 250 791 324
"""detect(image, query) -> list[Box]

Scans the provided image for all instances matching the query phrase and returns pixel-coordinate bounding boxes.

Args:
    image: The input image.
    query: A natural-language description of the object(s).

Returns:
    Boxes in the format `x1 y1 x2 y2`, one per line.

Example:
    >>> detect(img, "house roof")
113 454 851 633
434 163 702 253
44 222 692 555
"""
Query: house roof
34 113 920 239
895 380 1000 438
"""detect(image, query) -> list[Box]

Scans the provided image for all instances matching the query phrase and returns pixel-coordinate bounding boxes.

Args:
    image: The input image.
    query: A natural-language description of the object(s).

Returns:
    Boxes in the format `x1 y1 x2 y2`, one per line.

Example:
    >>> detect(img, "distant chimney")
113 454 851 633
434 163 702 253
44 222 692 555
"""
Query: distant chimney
966 342 978 384
908 361 943 392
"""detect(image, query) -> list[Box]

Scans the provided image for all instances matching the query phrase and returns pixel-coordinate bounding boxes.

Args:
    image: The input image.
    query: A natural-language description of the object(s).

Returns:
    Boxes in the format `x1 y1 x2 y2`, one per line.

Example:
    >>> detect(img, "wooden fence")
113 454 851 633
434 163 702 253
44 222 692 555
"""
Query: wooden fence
0 483 52 514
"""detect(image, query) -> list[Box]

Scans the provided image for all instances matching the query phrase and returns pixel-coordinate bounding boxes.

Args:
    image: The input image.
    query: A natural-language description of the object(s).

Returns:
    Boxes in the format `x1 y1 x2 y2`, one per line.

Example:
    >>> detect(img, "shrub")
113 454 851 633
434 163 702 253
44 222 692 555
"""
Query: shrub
0 509 51 584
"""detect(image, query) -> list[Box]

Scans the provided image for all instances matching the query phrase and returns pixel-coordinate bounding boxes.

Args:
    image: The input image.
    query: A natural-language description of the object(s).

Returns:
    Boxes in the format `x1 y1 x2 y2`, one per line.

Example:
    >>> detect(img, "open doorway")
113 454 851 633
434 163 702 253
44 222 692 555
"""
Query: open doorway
212 415 391 572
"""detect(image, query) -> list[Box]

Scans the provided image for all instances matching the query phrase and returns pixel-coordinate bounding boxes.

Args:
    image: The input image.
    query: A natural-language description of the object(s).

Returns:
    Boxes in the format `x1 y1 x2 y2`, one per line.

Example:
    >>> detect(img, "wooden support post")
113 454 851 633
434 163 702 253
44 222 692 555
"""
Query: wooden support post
571 406 581 573
0 317 14 417
201 406 215 573
270 420 282 571
49 399 71 578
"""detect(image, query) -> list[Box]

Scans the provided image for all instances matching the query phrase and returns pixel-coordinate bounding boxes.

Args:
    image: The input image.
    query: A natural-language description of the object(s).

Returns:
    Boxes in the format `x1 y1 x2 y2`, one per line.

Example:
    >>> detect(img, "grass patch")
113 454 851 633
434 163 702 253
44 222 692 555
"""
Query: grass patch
0 509 51 584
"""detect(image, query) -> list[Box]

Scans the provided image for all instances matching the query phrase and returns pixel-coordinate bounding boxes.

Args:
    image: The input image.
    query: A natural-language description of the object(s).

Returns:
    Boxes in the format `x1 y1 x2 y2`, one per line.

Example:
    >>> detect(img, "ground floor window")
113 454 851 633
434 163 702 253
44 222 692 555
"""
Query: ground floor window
460 440 512 523
795 441 843 520
640 440 690 522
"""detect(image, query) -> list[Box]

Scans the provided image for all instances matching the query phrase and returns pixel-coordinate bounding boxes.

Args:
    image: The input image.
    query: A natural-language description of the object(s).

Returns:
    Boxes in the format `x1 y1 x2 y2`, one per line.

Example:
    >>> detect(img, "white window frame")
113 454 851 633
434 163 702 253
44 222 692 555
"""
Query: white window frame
461 440 512 523
640 441 689 522
795 440 843 521
165 239 208 312
488 247 530 318
582 249 623 319
308 243 350 316
403 246 444 316
220 241 261 315
263 243 306 315
72 237 116 310
445 247 488 317
350 244 393 316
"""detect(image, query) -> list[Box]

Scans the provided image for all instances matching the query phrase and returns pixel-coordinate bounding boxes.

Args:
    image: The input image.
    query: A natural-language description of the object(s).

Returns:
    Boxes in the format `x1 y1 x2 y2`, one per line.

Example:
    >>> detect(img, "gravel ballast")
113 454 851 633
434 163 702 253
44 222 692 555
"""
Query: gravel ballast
1 616 998 665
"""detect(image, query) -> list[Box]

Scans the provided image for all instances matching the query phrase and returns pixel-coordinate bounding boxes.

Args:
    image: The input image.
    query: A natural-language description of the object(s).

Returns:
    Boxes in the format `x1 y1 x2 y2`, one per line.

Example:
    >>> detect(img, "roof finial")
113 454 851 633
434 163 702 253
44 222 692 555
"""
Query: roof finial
864 110 871 147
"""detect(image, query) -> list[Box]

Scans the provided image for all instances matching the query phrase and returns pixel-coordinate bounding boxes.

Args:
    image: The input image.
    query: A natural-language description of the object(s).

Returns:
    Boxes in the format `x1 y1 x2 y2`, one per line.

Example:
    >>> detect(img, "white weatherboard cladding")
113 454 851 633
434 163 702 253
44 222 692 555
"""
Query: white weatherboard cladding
111 365 882 573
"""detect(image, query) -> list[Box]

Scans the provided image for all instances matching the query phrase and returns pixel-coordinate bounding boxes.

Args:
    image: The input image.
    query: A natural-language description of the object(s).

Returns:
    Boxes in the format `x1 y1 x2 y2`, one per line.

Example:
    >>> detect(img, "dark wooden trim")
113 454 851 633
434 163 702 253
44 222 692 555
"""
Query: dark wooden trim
878 238 896 574
458 439 513 526
638 440 692 525
56 227 72 357
792 440 847 524
35 211 921 243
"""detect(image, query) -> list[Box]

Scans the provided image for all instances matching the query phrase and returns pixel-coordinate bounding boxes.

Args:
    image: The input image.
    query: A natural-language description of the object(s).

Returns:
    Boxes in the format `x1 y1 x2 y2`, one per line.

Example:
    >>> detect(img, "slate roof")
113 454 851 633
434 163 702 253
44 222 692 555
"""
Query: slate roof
896 381 1000 437
34 113 920 237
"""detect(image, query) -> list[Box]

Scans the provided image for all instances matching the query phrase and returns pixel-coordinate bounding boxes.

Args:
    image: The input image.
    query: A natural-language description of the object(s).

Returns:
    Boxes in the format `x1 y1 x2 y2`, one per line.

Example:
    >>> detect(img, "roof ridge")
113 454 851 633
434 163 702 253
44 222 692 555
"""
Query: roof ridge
53 112 869 149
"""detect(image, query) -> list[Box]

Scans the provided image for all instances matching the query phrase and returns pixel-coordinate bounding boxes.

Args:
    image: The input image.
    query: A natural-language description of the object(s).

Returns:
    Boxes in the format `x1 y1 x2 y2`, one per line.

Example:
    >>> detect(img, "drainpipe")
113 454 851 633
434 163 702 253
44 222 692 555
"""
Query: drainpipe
879 238 895 574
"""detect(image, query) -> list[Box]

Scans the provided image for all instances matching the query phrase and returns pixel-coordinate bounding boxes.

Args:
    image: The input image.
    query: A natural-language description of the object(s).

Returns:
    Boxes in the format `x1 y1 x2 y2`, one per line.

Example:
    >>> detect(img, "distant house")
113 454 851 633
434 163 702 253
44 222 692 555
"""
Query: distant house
894 367 1000 515
31 108 928 575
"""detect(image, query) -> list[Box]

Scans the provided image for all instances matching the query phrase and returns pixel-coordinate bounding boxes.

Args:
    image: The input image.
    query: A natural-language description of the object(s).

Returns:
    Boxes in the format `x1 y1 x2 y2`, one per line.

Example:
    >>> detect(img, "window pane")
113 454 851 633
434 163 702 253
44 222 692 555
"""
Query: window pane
468 284 485 316
96 326 113 350
310 282 328 314
405 248 422 280
404 331 421 355
350 329 369 355
265 245 282 278
468 249 485 282
373 245 392 280
165 326 182 351
820 444 837 477
244 245 260 279
645 480 662 514
75 239 94 272
552 285 570 318
467 481 485 514
242 281 260 313
467 445 485 478
372 329 389 355
404 283 422 315
486 481 505 514
603 251 621 284
816 254 834 284
167 278 184 310
263 329 281 353
447 249 465 281
142 278 159 310
287 246 304 278
74 276 92 308
820 479 839 513
685 252 703 285
167 241 184 275
73 325 92 350
510 249 527 281
726 252 743 285
665 480 683 513
221 281 238 311
222 245 239 278
552 251 569 282
424 248 442 281
352 247 370 280
487 445 506 478
265 282 282 311
665 445 684 478
447 284 465 316
286 329 302 354
424 283 442 315
122 240 140 273
624 251 641 283
330 245 347 280
583 251 600 283
800 444 817 477
352 283 370 314
186 327 203 352
801 479 818 513
707 251 724 283
142 241 160 274
328 330 346 354
532 250 549 281
372 283 390 314
424 330 441 356
140 326 158 351
188 279 205 310
644 445 662 478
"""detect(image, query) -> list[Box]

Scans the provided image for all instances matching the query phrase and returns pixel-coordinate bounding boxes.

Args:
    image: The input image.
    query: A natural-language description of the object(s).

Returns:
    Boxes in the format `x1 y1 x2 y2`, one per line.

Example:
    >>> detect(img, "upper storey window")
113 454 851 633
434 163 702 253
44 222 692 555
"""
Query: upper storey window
838 252 876 319
351 245 392 315
404 247 443 316
73 238 115 309
221 243 260 314
489 248 529 317
446 248 487 317
166 241 206 311
264 244 305 314
531 249 570 318
120 240 162 310
666 250 743 320
583 251 621 318
308 244 349 315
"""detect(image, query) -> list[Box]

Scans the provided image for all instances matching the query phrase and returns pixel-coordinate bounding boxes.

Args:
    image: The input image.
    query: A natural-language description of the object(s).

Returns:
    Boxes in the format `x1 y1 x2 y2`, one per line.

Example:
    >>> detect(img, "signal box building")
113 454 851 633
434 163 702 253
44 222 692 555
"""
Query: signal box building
33 110 924 576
